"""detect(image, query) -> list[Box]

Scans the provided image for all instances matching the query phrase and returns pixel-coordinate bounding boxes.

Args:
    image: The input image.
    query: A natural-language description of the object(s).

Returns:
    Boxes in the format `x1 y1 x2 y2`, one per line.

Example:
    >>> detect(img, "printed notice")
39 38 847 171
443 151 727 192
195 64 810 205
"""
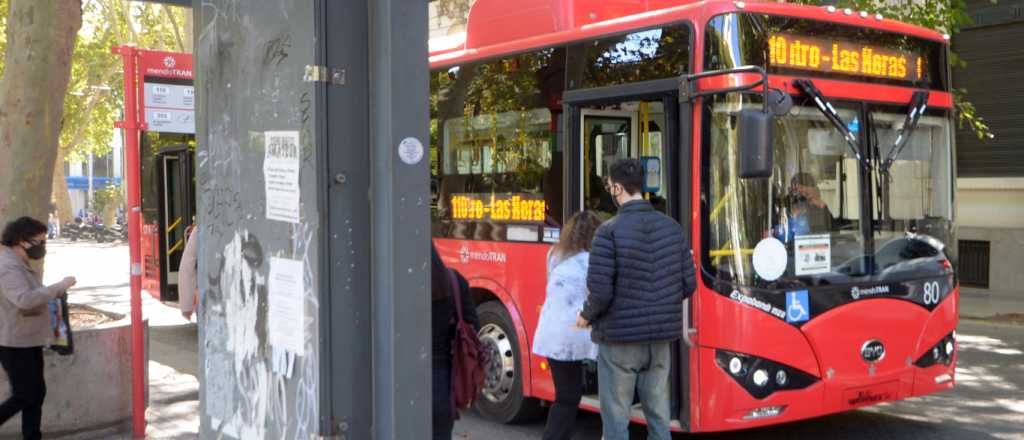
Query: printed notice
795 234 831 275
143 82 195 134
263 131 301 223
268 257 305 355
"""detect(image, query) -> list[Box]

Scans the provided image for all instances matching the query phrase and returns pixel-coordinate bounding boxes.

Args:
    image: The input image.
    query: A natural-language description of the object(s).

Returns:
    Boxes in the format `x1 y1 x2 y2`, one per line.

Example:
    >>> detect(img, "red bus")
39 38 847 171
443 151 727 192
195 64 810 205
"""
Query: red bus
429 0 958 432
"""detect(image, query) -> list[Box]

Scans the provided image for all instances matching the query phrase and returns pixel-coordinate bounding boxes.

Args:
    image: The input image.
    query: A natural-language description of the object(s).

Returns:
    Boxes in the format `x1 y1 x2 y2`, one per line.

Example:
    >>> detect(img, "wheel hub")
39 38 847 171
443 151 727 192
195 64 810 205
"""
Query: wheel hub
478 323 516 403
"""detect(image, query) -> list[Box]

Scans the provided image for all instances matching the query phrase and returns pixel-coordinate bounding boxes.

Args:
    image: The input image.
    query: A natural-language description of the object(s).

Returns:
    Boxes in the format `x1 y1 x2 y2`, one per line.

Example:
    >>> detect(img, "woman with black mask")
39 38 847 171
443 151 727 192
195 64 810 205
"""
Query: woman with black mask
431 244 479 439
0 217 76 440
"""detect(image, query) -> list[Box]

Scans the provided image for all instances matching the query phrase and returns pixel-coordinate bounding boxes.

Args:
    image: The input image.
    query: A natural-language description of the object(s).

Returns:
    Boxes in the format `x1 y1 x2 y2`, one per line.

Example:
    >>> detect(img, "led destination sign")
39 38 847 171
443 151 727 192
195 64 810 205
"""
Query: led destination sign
768 33 925 82
450 193 546 223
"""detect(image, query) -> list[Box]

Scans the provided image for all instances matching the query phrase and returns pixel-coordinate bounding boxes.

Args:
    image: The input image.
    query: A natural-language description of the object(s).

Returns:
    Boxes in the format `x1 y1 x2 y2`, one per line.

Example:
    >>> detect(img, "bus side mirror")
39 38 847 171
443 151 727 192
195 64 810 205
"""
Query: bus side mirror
738 109 774 179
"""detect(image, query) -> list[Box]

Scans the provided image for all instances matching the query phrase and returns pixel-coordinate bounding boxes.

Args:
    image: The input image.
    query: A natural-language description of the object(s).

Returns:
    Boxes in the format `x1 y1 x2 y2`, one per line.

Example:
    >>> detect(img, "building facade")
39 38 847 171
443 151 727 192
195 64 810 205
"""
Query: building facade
952 0 1024 305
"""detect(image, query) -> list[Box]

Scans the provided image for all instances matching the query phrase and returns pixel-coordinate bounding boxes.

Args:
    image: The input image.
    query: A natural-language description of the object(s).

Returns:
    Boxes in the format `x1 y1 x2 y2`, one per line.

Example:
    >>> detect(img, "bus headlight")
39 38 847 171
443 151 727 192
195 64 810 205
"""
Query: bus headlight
729 357 744 375
715 350 818 399
775 370 788 386
914 331 956 368
752 369 769 387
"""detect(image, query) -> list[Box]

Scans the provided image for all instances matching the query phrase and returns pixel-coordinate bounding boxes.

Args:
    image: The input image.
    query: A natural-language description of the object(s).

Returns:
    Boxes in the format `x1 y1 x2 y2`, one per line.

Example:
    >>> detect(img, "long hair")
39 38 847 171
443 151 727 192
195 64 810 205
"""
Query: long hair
551 211 604 263
431 244 453 301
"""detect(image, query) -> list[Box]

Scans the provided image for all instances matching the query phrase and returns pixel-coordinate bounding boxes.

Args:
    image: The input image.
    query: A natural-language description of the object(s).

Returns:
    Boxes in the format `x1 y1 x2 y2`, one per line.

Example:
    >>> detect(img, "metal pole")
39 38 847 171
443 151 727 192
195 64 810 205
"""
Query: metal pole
87 151 94 215
369 0 431 437
113 45 147 438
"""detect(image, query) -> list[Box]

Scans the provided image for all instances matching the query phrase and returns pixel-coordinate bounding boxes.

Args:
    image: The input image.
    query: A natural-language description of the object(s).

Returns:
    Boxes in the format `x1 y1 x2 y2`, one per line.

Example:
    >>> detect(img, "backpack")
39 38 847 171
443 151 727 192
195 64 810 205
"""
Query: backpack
448 269 485 416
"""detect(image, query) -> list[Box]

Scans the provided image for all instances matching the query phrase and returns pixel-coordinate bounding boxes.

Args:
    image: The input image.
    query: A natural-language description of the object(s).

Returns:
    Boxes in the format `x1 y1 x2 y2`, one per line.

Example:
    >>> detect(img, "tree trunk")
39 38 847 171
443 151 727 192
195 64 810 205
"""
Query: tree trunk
0 0 82 226
51 153 74 224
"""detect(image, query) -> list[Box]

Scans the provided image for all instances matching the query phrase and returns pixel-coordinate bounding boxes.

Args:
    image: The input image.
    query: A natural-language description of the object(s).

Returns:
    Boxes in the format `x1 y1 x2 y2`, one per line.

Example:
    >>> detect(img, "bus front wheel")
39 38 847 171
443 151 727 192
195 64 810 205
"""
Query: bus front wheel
474 301 542 423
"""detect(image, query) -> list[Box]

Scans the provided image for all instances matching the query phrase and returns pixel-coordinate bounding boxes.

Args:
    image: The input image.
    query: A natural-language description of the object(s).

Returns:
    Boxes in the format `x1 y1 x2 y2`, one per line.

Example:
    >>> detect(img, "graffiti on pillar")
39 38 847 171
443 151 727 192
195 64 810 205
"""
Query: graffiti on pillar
197 0 320 438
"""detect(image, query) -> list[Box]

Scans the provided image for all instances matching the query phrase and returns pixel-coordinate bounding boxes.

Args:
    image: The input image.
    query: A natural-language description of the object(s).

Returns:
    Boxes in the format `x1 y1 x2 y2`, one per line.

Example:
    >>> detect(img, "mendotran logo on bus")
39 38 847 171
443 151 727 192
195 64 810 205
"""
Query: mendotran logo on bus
458 245 507 264
850 285 890 300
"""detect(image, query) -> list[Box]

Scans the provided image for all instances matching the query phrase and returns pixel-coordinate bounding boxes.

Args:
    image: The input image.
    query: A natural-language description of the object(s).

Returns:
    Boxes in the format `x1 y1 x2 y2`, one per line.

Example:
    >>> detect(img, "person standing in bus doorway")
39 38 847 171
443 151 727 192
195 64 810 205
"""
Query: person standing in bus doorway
0 217 77 440
178 223 200 320
577 159 696 440
532 211 603 440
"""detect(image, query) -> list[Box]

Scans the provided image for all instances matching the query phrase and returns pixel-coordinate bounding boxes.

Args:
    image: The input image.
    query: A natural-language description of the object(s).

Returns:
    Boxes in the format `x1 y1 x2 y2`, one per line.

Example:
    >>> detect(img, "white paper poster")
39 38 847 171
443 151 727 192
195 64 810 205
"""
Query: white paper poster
795 234 831 275
263 131 301 223
268 257 305 355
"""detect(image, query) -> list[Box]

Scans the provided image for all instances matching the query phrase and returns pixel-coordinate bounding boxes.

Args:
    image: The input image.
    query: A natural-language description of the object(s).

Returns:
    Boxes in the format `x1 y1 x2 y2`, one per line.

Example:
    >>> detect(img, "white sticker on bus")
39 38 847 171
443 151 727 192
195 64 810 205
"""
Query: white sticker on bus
753 237 787 281
795 234 831 275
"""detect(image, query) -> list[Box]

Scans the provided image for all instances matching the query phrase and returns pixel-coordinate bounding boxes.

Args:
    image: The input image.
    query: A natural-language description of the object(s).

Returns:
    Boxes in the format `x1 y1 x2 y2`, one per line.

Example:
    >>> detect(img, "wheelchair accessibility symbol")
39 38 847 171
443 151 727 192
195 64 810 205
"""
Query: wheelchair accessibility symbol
786 290 810 323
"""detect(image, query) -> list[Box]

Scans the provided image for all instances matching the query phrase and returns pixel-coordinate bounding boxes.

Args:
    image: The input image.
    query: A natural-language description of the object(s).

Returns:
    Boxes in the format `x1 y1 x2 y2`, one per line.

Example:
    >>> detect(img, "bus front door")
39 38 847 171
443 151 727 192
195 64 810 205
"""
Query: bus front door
565 84 693 430
156 147 195 302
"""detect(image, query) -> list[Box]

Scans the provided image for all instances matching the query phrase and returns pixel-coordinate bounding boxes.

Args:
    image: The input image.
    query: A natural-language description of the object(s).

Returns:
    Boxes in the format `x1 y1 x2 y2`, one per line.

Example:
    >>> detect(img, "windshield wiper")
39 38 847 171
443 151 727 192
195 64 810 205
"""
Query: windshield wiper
793 79 866 168
880 90 930 174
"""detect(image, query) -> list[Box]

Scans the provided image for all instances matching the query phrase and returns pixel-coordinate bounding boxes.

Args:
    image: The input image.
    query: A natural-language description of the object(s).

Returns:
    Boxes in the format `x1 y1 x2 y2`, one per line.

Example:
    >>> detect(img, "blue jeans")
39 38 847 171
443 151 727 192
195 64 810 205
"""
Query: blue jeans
597 342 672 440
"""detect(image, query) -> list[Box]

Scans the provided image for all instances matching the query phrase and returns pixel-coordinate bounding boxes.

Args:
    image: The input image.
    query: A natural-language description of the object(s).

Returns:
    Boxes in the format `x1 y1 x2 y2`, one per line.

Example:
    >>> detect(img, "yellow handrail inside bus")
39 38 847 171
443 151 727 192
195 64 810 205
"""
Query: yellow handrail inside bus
709 248 754 258
640 102 650 200
166 217 183 235
709 188 733 222
167 238 185 256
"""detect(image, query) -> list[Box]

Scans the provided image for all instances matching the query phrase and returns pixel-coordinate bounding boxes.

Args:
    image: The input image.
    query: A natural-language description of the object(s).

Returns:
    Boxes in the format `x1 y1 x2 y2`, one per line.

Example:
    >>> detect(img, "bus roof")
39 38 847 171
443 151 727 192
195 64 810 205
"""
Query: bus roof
429 0 948 68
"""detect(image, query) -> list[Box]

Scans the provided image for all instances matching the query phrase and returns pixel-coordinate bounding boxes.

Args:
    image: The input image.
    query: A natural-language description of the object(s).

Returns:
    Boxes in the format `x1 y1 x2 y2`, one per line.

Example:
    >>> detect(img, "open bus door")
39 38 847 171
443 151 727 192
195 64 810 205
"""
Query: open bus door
155 145 195 302
563 78 694 430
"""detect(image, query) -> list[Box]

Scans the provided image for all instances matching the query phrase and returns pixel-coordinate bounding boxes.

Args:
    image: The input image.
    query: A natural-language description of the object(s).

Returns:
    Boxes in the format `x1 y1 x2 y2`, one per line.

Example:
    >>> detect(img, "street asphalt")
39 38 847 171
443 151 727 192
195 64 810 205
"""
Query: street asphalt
455 319 1024 440
43 241 1024 439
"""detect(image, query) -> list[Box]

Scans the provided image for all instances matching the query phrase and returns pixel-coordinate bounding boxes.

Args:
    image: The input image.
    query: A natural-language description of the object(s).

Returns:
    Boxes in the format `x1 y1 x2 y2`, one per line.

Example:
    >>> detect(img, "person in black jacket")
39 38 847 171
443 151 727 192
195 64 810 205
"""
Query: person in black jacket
431 244 479 440
576 159 696 440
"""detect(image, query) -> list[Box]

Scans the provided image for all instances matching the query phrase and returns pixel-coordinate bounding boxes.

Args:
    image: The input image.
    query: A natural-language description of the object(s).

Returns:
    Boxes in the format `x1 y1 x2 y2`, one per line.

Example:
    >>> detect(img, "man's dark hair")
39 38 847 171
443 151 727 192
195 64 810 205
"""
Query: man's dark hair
2 217 48 247
609 158 644 195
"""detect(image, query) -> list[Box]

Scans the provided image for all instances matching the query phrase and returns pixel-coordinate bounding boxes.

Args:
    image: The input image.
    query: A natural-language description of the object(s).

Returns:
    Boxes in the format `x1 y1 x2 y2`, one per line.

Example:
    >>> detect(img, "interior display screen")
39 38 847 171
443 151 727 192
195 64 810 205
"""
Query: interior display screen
768 33 925 82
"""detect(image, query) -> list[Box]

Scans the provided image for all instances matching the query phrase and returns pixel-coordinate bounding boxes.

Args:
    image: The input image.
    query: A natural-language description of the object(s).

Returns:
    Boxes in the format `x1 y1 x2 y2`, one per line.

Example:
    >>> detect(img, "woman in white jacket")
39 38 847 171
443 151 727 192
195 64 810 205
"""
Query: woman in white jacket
532 211 604 440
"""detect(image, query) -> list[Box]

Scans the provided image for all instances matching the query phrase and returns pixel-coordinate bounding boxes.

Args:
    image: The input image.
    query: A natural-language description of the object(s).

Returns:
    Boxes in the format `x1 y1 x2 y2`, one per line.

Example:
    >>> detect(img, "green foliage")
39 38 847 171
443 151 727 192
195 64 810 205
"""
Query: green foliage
0 0 190 164
92 183 123 215
63 1 190 162
436 0 474 23
794 0 993 140
0 0 7 79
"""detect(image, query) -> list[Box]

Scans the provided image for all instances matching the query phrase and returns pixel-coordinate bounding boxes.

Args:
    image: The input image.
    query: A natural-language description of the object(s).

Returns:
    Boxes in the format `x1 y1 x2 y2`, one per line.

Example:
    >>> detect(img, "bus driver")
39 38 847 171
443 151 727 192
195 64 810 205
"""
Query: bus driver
779 172 835 241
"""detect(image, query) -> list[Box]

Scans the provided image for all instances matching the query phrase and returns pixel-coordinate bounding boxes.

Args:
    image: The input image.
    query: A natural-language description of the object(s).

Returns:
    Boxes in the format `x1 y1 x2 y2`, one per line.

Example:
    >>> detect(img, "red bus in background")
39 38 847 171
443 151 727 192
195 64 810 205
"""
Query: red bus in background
429 0 958 432
119 48 196 302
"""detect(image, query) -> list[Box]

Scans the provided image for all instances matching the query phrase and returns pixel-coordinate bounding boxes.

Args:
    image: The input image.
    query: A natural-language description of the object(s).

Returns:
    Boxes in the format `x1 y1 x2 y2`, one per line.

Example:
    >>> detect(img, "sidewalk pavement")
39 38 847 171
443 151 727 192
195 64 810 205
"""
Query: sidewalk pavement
43 240 199 439
960 288 1024 322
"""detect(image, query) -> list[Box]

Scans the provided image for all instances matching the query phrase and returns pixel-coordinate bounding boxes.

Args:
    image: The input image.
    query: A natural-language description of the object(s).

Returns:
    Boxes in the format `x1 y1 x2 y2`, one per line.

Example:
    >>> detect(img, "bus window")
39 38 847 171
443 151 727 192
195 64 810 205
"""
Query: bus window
578 100 670 219
430 48 566 242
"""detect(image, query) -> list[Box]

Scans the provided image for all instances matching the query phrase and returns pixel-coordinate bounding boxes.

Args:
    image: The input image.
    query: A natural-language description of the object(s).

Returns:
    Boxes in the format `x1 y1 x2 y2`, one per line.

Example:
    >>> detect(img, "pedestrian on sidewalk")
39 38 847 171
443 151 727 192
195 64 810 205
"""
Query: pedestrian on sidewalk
576 159 696 440
431 244 479 440
0 217 77 440
532 210 603 440
178 223 200 320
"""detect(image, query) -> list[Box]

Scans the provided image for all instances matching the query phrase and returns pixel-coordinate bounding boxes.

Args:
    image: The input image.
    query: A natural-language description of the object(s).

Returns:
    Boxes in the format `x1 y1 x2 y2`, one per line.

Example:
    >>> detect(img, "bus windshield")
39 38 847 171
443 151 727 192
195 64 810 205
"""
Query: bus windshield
701 12 954 290
703 93 953 289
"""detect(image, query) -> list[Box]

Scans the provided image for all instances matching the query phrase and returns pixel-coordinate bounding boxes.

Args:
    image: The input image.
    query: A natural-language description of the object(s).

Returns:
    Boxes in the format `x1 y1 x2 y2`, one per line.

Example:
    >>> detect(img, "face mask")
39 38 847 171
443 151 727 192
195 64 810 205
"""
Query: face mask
608 183 621 209
26 242 46 260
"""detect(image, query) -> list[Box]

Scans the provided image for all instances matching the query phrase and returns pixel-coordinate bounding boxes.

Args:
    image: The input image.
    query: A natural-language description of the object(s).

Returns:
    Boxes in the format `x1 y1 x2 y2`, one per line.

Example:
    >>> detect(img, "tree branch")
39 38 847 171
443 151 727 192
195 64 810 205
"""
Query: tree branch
162 4 186 52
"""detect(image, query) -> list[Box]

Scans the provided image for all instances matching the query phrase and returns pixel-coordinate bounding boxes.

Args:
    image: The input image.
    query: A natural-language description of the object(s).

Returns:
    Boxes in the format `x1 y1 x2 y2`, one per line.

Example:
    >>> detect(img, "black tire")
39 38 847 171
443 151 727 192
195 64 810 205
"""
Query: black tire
474 301 544 424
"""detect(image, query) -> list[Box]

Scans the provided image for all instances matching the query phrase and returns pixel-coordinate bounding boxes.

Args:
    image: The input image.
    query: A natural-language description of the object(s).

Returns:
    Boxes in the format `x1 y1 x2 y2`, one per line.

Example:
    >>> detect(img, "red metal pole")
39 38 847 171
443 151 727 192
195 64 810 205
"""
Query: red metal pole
114 45 147 438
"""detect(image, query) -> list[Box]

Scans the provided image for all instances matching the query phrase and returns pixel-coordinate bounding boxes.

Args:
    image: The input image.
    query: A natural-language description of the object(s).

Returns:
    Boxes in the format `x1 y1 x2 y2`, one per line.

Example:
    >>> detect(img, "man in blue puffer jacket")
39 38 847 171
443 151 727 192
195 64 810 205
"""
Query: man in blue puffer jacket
576 158 696 440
